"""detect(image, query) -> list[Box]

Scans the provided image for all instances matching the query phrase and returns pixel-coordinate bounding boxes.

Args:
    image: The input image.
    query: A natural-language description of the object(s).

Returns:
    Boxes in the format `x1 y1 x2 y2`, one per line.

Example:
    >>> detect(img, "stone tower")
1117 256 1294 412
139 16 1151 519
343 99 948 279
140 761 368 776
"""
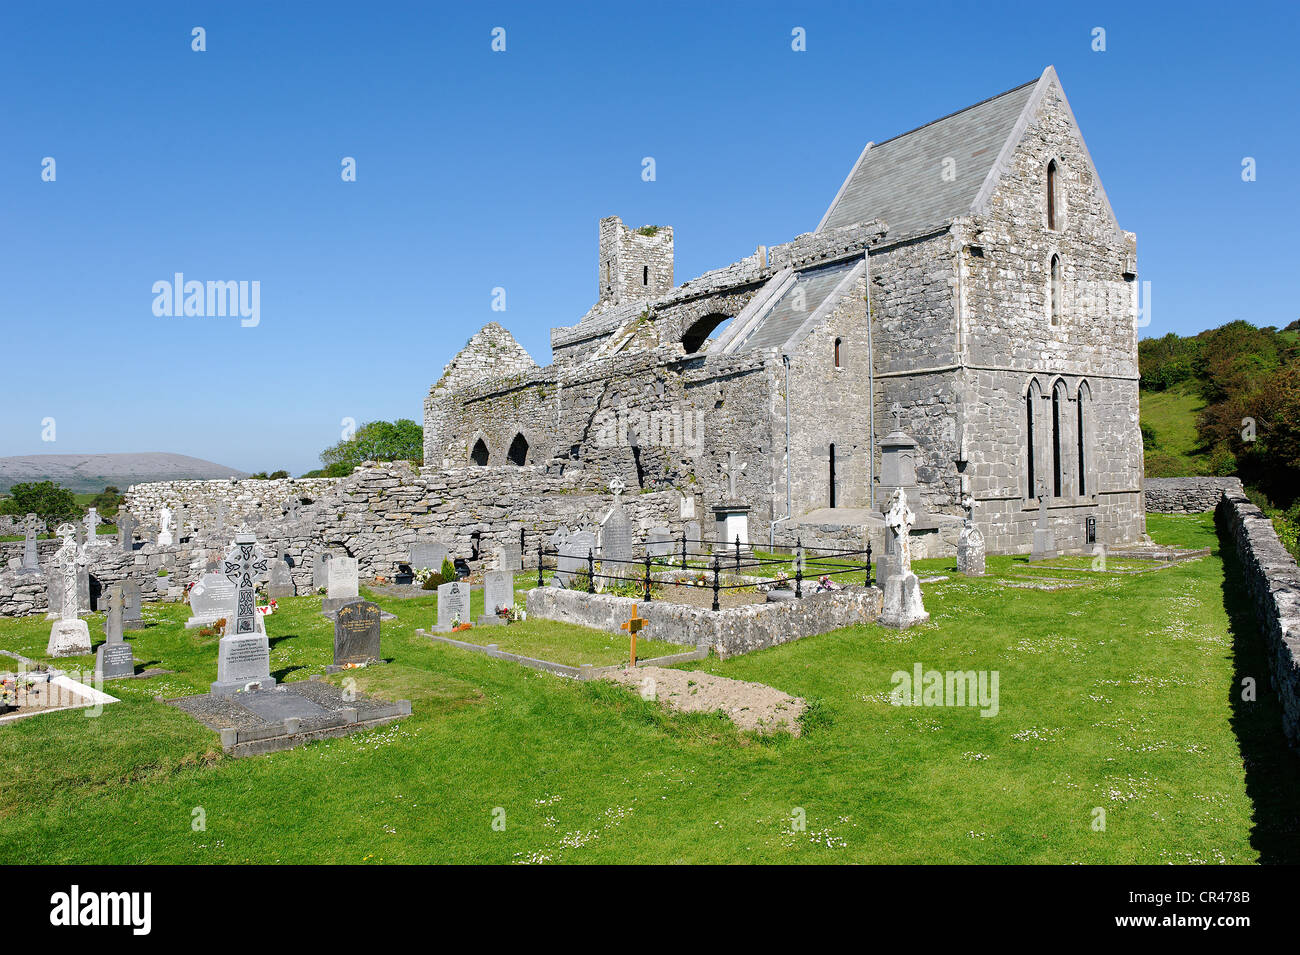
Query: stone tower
597 216 674 306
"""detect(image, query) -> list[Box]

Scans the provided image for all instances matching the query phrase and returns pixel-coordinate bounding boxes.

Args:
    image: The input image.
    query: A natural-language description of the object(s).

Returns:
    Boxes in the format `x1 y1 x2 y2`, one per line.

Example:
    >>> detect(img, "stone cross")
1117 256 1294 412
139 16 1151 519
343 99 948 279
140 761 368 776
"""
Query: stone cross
118 511 137 552
884 488 916 576
890 402 903 431
719 451 747 500
223 533 269 635
609 475 626 500
283 497 301 524
21 513 43 571
961 493 975 528
53 523 91 621
83 508 107 546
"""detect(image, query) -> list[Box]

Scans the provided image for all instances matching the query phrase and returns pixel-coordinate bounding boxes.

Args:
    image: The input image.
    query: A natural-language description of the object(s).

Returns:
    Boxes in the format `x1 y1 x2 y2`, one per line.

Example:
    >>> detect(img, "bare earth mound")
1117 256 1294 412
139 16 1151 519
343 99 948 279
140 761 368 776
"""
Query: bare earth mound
605 665 806 735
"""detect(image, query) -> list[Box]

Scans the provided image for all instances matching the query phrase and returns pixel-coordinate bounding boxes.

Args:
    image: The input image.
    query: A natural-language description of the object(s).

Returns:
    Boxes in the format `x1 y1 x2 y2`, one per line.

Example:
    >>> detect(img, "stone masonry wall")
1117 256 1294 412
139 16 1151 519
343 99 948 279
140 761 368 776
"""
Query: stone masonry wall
1217 483 1300 747
1144 477 1241 513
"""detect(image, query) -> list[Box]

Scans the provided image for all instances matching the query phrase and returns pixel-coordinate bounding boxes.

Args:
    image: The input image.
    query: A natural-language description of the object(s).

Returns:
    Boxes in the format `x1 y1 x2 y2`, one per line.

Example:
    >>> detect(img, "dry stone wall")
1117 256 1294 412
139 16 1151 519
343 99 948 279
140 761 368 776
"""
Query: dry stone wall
1144 477 1241 513
1217 483 1300 746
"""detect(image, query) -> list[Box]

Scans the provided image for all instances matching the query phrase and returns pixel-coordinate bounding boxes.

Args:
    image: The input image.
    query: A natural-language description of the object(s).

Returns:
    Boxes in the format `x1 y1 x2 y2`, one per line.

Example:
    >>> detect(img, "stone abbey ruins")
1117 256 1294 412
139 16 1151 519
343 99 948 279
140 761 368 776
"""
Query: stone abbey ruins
423 65 1144 559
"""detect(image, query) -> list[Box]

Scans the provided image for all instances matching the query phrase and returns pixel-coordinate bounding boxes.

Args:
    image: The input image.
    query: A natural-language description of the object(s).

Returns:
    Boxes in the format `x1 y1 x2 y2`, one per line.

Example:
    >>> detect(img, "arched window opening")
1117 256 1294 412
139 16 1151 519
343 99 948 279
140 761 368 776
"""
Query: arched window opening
681 313 732 354
1077 383 1090 497
1047 160 1059 230
507 433 529 466
1026 390 1036 498
828 443 837 508
471 438 489 467
834 337 842 368
1051 386 1064 497
1050 255 1062 326
642 265 649 286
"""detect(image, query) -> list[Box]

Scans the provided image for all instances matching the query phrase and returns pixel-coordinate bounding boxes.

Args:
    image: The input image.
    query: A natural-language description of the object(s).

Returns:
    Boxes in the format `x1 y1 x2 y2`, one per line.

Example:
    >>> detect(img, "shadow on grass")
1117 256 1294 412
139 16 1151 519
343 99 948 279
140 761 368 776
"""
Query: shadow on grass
1220 521 1300 863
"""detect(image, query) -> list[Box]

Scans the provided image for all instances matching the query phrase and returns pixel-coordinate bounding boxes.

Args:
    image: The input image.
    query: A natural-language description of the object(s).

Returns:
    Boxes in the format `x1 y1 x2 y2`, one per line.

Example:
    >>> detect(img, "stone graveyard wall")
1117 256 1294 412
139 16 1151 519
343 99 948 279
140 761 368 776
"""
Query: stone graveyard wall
125 476 339 519
0 540 187 617
1217 484 1300 747
1144 477 1242 513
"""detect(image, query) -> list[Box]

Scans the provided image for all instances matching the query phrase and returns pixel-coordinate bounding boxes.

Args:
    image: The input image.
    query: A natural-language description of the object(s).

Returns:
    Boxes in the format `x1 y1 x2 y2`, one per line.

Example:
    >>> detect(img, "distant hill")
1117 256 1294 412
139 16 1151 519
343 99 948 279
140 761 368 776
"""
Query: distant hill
0 453 248 494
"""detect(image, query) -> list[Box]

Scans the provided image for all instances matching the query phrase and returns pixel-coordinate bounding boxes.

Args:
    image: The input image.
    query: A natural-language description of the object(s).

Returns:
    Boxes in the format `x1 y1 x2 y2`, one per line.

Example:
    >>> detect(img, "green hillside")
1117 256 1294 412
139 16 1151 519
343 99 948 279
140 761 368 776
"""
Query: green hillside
1140 382 1209 477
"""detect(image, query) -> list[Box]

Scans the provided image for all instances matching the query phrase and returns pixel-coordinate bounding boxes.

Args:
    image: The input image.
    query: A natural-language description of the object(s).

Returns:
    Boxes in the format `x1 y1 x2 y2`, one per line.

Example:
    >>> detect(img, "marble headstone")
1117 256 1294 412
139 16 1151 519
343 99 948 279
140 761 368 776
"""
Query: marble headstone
333 599 381 665
555 530 596 588
496 542 522 572
95 585 136 680
322 556 359 614
433 580 471 632
185 572 238 629
478 570 513 626
312 551 332 591
117 512 137 553
410 541 449 573
599 505 635 580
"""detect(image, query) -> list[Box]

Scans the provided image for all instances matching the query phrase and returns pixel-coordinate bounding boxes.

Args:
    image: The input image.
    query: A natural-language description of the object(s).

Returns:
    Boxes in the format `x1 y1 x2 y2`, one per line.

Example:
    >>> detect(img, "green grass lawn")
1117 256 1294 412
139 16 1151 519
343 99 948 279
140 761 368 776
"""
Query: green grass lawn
1 513 1295 864
1141 382 1209 477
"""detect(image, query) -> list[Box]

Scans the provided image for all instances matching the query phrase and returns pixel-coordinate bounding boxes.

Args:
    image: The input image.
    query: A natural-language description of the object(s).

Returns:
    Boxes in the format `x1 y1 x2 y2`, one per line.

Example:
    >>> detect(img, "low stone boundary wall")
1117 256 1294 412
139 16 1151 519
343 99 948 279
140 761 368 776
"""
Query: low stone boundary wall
1217 486 1300 746
526 585 882 657
1145 476 1243 513
418 628 709 679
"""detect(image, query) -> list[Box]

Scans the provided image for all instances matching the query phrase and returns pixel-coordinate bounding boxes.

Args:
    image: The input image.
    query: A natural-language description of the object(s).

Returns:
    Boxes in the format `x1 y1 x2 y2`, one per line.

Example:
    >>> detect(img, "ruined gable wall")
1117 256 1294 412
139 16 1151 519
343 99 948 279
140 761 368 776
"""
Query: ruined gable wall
962 82 1144 552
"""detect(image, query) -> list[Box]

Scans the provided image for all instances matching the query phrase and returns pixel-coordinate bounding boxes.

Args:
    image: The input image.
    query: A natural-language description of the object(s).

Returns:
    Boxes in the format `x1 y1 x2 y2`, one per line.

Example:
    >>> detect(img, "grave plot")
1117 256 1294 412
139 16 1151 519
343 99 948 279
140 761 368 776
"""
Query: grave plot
0 652 118 725
168 677 412 757
602 665 807 736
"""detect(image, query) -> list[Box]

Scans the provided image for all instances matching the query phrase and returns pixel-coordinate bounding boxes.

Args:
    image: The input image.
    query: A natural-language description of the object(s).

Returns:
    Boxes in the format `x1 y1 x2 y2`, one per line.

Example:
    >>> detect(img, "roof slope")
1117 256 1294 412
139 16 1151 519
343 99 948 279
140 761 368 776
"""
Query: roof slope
818 77 1038 237
729 259 861 353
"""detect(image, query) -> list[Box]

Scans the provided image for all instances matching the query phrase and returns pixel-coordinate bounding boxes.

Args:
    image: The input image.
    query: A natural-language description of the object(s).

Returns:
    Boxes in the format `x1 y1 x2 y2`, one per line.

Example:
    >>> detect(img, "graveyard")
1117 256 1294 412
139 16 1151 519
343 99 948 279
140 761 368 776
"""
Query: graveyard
0 509 1295 864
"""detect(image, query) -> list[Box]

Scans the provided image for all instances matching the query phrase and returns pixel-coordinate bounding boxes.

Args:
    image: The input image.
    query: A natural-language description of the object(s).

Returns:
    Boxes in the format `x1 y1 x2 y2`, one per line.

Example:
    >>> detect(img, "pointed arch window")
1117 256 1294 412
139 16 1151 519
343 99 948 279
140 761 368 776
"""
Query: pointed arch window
1047 160 1059 230
1076 381 1091 497
1051 382 1066 497
1026 380 1039 498
1050 255 1062 326
471 438 489 466
507 433 529 466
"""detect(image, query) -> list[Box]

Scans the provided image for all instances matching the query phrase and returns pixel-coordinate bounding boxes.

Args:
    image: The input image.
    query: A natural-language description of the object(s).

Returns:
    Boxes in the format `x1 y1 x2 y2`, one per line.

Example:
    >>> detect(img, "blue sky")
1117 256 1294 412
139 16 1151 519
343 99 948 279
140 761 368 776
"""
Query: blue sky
2 0 1296 475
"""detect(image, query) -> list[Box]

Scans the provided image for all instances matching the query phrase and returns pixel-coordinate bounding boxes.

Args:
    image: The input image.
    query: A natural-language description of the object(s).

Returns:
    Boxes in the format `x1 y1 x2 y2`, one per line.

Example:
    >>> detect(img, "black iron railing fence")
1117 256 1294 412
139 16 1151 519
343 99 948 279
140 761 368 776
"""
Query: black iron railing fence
525 530 873 612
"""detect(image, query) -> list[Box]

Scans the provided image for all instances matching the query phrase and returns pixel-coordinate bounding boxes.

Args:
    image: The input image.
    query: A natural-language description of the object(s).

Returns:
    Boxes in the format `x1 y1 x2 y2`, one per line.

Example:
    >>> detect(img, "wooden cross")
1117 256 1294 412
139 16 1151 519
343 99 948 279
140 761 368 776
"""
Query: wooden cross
621 603 649 666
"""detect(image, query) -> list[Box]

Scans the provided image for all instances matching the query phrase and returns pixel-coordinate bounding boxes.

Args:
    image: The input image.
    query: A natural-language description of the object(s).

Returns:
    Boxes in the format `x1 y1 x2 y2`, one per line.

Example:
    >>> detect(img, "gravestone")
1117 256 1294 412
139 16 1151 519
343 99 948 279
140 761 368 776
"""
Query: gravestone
433 580 471 632
409 540 449 574
18 514 43 574
1029 488 1057 562
956 495 985 577
600 504 635 581
555 530 596 588
174 508 189 543
496 542 522 572
312 551 332 591
46 524 92 657
879 489 929 629
95 584 136 680
157 507 174 546
185 572 239 629
267 557 295 599
334 600 381 665
478 570 513 626
122 577 144 630
117 512 137 553
646 527 673 559
685 520 701 550
211 533 275 697
322 556 359 615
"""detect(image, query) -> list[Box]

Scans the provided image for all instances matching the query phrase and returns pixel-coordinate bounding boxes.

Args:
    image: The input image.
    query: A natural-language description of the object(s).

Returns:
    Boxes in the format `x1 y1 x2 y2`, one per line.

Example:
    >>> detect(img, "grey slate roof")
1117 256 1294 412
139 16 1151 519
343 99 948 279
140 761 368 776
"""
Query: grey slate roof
731 260 860 352
818 78 1038 237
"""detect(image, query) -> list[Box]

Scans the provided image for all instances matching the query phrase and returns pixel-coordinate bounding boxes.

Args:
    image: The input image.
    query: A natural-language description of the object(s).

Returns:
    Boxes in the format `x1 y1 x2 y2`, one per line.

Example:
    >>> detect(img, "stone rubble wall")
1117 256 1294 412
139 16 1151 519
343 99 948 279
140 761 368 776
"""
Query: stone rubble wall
1217 484 1300 746
126 477 340 519
1144 477 1242 513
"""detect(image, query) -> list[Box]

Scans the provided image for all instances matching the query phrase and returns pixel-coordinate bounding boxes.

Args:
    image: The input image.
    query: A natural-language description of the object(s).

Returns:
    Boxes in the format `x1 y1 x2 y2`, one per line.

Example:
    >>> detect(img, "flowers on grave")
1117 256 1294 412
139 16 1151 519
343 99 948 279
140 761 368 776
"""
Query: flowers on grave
506 605 527 623
771 569 791 591
256 599 278 617
814 575 839 593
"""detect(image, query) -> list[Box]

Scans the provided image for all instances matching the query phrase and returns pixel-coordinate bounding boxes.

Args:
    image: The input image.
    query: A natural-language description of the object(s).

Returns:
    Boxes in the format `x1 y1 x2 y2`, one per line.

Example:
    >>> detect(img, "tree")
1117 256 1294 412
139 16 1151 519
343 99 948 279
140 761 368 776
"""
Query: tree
0 481 80 528
90 485 126 520
319 419 423 474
